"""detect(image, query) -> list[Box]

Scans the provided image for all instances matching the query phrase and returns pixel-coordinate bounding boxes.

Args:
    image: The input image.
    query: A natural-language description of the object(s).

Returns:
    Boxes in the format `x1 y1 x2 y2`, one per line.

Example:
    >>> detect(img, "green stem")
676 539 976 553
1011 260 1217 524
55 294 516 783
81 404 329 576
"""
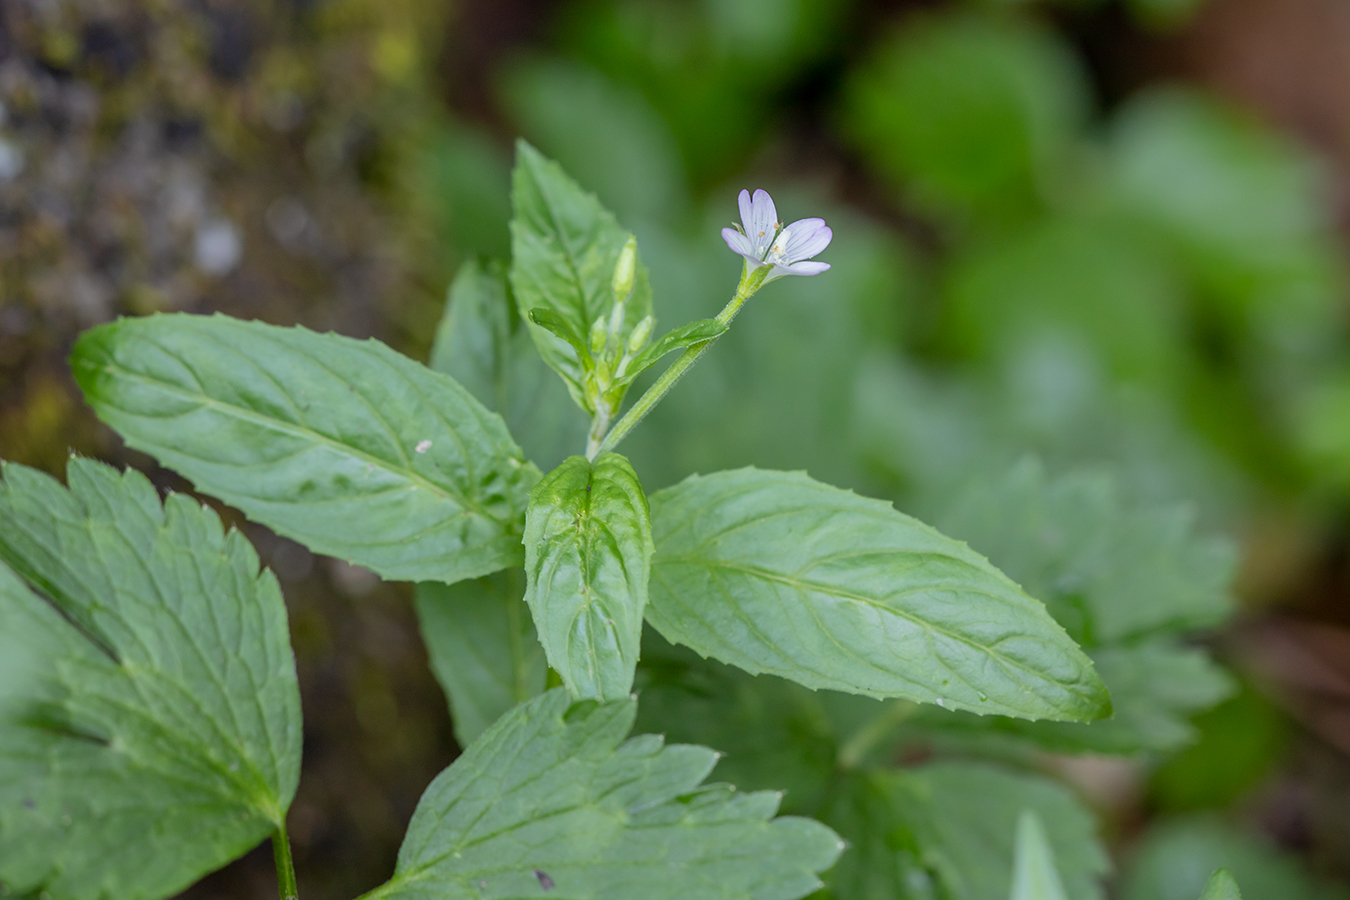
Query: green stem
584 404 611 459
273 826 299 900
836 701 917 770
592 269 765 458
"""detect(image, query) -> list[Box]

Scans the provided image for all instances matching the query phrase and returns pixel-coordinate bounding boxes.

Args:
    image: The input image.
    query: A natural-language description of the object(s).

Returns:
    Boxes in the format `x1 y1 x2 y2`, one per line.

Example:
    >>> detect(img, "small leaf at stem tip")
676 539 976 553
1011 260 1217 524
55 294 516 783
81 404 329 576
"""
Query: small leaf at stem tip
530 307 591 357
1198 869 1244 900
613 317 728 389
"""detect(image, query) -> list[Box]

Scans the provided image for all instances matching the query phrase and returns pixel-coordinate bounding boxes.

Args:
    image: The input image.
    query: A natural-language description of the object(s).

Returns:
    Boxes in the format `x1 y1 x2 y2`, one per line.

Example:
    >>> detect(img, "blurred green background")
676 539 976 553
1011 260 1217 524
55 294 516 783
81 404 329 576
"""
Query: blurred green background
2 0 1349 897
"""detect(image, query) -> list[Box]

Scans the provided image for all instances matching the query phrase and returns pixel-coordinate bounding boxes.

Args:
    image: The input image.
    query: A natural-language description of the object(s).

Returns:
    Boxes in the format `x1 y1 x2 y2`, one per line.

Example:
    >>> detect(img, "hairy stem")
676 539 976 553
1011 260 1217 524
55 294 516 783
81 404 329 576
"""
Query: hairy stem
273 826 299 900
592 267 766 458
585 404 612 460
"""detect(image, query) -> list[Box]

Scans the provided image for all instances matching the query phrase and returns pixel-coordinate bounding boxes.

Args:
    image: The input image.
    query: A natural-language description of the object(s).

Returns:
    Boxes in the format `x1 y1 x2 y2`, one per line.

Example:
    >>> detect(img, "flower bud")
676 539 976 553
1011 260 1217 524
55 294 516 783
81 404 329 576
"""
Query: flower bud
588 316 608 358
627 315 655 354
612 235 637 304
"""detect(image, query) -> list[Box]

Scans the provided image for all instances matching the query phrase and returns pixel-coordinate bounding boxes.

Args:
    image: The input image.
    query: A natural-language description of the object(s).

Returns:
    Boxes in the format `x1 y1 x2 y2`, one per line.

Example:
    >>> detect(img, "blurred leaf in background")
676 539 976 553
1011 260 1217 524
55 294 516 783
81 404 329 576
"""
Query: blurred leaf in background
843 13 1089 231
1120 818 1348 900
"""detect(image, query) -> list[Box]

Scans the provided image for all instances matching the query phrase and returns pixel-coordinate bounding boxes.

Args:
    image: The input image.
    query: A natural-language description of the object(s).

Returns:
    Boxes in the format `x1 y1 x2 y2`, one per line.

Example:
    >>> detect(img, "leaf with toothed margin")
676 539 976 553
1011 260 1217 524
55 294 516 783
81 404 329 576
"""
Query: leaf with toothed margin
358 688 844 900
71 312 538 586
645 468 1110 722
0 458 301 900
509 140 654 410
523 453 653 702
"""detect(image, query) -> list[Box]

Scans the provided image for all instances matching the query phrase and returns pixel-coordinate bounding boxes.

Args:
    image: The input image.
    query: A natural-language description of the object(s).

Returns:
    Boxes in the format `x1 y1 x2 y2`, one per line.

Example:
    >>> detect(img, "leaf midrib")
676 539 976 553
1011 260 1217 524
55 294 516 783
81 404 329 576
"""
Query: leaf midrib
653 556 1087 696
91 361 509 527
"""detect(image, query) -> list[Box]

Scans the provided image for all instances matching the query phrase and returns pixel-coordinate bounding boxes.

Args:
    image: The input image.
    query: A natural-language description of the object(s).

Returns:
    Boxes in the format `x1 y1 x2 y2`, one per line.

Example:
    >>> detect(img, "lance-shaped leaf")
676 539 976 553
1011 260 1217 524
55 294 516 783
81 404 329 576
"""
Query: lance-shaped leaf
528 308 591 358
1200 870 1243 900
1010 811 1070 900
510 140 654 405
359 688 844 900
0 459 301 900
72 313 538 585
612 317 728 390
415 570 547 747
647 468 1110 722
523 454 653 701
430 260 587 472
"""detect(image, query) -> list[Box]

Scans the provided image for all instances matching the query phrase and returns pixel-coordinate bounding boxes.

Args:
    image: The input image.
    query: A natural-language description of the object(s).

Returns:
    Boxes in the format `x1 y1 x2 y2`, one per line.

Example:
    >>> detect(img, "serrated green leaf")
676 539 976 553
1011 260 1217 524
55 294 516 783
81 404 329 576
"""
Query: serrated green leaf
71 313 537 586
1010 811 1069 900
415 570 547 747
360 688 844 900
524 454 653 701
613 317 727 390
509 140 654 406
0 458 301 900
430 260 587 472
646 468 1109 722
1200 870 1243 900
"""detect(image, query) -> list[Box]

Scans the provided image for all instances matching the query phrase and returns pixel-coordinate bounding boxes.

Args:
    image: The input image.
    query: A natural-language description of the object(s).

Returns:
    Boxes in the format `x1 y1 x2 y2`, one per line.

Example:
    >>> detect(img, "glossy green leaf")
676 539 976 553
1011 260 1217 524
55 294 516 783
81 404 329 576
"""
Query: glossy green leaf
415 570 547 747
0 459 301 900
1200 870 1244 900
1010 811 1069 900
509 140 654 406
646 468 1110 721
72 313 537 585
360 688 844 900
430 260 587 472
524 454 653 701
614 317 728 389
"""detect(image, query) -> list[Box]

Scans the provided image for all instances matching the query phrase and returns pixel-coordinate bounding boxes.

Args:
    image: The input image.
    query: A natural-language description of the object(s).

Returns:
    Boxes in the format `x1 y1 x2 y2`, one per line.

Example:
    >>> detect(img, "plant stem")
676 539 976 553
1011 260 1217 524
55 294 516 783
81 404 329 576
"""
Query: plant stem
836 701 917 770
273 826 299 900
585 404 611 459
592 270 764 458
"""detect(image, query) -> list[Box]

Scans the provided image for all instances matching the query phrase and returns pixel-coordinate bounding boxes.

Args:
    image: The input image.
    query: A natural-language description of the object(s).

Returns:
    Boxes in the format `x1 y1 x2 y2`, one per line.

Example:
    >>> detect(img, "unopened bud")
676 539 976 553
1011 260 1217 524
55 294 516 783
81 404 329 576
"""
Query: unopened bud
595 358 612 388
612 235 637 304
627 315 655 354
588 317 607 358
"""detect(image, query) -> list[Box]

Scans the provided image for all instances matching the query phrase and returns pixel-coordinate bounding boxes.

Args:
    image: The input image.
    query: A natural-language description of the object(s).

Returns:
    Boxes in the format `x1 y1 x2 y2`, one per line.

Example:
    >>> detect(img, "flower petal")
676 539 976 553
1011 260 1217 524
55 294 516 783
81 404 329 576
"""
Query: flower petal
722 226 757 258
782 220 831 262
750 189 778 249
737 190 754 232
779 260 831 277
